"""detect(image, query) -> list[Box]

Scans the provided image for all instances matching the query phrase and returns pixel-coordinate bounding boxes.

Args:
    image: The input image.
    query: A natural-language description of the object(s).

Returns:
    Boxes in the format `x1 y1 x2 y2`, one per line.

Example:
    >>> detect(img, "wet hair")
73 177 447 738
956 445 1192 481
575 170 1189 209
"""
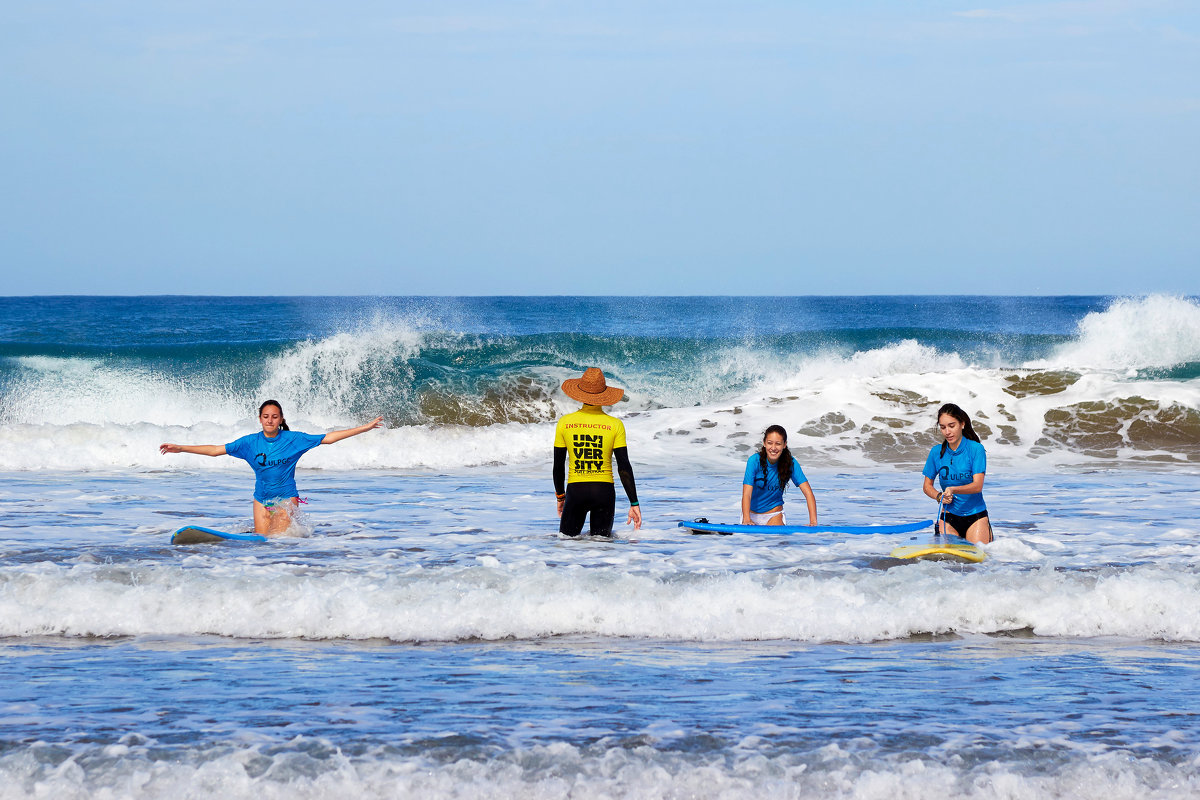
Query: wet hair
757 424 794 491
937 403 979 456
258 399 290 431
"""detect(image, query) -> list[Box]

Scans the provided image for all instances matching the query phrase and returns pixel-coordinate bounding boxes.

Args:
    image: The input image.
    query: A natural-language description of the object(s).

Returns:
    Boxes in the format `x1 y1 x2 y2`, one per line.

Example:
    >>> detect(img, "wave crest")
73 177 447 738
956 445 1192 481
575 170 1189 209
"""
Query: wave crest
5 560 1200 643
1032 295 1200 372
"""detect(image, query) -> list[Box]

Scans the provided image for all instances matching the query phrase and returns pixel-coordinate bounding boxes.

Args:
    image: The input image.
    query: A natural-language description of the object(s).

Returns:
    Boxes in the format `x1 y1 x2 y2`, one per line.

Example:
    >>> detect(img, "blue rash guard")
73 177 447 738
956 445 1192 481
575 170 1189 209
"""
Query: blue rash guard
224 430 324 503
743 455 808 513
922 437 987 516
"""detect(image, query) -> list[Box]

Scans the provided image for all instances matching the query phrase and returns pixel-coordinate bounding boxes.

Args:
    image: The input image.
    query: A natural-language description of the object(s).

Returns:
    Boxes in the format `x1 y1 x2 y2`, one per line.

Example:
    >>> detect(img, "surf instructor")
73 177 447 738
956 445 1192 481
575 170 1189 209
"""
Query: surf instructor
160 400 383 535
553 367 641 537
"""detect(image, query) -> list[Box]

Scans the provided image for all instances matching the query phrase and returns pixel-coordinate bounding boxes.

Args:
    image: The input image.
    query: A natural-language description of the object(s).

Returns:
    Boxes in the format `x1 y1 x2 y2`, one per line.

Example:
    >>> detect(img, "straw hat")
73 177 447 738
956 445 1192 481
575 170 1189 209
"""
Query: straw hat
561 367 625 406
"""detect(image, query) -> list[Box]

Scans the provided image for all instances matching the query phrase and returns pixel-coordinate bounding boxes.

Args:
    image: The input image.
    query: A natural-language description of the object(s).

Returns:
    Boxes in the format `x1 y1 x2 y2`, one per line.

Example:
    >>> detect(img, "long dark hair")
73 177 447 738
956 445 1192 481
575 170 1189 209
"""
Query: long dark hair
937 403 978 456
757 424 794 490
258 399 290 431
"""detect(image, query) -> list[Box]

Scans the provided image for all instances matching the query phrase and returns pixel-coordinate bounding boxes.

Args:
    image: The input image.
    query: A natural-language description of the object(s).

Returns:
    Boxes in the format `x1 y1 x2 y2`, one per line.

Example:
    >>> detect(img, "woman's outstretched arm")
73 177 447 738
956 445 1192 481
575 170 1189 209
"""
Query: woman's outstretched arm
321 417 384 445
160 443 226 457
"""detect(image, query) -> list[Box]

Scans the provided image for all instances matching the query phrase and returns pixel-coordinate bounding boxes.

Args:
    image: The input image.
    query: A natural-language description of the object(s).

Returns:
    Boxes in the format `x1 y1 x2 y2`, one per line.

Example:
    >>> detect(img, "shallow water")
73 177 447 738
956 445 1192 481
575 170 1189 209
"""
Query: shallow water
3 295 1200 797
3 464 1200 798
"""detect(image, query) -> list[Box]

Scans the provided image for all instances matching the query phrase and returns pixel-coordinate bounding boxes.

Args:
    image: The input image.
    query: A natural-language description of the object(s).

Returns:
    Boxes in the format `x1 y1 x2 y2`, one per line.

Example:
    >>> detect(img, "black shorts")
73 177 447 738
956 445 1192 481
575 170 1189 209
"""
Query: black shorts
560 482 616 537
941 509 989 538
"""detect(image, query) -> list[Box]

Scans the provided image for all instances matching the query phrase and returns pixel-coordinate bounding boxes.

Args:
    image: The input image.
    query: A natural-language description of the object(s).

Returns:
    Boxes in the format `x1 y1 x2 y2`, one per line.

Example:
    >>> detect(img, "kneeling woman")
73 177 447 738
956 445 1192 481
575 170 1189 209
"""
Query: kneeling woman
922 403 993 544
741 425 817 526
160 400 383 535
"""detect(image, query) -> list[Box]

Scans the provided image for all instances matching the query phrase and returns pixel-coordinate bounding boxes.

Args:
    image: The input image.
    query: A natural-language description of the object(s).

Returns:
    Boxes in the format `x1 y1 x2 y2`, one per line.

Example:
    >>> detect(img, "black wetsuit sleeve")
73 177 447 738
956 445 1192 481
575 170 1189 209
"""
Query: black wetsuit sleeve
553 447 567 496
613 446 638 505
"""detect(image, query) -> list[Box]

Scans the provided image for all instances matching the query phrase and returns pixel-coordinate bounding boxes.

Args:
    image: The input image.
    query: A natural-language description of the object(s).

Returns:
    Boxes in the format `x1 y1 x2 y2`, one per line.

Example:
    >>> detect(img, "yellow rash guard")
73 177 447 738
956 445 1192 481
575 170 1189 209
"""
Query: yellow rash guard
553 405 627 484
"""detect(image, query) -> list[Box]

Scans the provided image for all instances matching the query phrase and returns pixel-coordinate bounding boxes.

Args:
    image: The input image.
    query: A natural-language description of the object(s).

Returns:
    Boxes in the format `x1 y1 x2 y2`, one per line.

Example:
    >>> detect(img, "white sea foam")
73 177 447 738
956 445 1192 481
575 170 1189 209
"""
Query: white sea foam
1 356 250 426
0 739 1196 800
0 318 439 430
257 320 429 422
2 358 1198 470
3 296 1199 470
1031 294 1200 372
3 555 1197 643
847 339 962 376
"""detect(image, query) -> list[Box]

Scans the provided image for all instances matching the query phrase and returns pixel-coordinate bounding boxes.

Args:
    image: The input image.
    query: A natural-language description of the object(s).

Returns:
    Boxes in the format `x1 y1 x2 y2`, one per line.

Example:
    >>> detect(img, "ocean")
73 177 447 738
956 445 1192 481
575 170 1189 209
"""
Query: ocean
1 294 1199 798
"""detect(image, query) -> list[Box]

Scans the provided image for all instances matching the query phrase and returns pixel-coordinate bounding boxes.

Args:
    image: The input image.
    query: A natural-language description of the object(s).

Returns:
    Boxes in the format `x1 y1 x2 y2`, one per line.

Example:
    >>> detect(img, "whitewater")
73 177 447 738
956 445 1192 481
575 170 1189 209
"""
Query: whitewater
1 294 1199 799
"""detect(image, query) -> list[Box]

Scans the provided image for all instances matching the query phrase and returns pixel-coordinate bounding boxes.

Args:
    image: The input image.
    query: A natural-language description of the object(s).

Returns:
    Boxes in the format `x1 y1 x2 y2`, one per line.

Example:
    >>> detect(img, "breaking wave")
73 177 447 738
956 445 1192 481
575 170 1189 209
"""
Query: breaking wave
1 295 1197 469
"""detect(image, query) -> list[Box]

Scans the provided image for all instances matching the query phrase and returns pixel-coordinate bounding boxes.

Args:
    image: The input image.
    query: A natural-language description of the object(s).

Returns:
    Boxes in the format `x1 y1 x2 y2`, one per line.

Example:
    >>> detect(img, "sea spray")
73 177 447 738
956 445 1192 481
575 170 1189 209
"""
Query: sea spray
1 295 1198 470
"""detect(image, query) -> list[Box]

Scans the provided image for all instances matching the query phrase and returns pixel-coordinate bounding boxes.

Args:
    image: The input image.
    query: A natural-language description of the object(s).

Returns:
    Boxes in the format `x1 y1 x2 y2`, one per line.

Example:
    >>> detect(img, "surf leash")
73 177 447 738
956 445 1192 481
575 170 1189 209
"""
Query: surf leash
935 465 949 534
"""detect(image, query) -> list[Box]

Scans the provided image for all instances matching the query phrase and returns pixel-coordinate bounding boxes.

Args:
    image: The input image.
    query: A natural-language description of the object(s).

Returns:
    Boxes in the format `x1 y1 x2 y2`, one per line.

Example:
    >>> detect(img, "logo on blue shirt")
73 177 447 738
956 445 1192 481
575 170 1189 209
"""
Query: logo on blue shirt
255 452 294 468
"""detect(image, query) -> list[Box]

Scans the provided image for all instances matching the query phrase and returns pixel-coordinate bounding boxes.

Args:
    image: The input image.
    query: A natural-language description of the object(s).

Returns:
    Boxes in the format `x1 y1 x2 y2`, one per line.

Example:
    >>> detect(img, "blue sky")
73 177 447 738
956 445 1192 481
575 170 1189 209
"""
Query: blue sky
2 1 1197 295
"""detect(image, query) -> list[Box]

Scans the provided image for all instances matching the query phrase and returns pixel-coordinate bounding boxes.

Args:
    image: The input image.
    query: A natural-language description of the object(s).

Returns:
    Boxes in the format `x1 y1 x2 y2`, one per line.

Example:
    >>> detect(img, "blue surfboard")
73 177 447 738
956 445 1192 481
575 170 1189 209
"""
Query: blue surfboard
678 519 933 536
171 525 269 545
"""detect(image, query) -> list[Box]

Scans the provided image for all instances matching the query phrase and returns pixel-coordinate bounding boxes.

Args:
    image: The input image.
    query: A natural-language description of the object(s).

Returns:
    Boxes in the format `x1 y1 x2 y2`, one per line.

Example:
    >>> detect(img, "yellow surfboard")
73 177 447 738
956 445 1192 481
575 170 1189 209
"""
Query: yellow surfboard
889 533 987 563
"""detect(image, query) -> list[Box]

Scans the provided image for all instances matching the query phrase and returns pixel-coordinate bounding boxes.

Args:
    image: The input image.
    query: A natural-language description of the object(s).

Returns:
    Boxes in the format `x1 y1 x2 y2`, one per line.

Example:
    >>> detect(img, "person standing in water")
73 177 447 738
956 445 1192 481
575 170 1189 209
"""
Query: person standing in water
160 400 383 535
553 367 641 537
741 425 817 526
921 402 993 544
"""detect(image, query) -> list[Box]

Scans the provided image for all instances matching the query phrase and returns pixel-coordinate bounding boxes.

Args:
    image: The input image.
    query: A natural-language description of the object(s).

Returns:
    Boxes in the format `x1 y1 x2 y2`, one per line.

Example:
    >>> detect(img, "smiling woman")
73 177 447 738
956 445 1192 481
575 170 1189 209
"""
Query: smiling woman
159 399 383 534
740 424 817 527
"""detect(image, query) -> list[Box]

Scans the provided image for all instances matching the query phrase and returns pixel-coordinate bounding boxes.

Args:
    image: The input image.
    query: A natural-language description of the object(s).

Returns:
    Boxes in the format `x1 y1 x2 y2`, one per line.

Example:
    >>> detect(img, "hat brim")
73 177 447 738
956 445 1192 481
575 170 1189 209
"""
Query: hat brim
561 379 625 406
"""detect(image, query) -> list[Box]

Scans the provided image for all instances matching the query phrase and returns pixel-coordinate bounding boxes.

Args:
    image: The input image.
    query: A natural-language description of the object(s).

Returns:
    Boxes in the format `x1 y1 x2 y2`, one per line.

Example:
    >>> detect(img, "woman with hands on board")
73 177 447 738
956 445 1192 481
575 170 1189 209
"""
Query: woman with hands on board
741 425 817 526
160 400 383 535
921 402 993 544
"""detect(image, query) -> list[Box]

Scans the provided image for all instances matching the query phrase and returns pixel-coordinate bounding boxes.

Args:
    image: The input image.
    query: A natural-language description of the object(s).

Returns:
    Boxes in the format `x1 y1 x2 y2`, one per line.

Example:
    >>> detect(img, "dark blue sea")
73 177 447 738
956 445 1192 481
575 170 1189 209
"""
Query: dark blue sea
2 295 1199 798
